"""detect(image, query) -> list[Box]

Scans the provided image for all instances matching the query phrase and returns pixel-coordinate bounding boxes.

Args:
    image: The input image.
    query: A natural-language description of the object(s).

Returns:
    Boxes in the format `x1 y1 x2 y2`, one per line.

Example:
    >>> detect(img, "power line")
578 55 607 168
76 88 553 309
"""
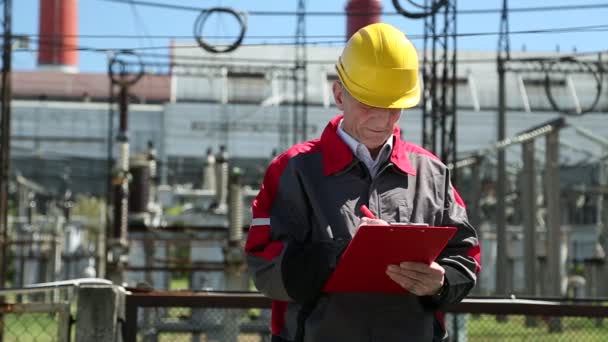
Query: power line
17 23 608 53
53 50 608 73
98 0 608 15
14 45 608 69
19 33 346 40
127 0 154 48
15 21 608 40
461 3 608 15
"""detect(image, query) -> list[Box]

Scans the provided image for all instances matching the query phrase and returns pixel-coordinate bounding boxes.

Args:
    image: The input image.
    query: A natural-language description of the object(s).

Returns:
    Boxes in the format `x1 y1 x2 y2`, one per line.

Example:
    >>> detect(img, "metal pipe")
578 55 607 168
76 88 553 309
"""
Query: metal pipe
0 0 13 296
467 71 481 112
516 74 531 113
103 56 115 280
496 0 510 300
469 157 482 230
0 278 113 296
566 74 582 114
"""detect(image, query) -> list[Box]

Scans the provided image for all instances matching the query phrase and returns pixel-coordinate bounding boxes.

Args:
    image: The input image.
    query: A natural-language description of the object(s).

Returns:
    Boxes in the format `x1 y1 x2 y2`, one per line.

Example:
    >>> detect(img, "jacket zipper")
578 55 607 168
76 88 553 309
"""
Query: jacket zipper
371 162 394 219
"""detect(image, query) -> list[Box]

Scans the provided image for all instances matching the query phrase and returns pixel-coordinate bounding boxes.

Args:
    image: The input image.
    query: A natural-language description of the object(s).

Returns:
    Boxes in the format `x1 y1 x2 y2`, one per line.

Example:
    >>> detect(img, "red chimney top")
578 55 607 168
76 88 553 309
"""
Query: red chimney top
38 0 79 73
345 0 382 41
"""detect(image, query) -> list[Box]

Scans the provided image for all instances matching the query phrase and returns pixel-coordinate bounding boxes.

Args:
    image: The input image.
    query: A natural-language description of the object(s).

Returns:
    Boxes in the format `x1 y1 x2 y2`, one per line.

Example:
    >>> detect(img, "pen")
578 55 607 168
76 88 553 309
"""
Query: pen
360 204 376 219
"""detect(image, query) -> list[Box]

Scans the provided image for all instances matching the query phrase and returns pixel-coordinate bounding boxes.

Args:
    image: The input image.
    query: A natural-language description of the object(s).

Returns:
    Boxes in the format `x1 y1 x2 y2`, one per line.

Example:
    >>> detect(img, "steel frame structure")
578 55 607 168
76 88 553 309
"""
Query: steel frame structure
421 0 458 178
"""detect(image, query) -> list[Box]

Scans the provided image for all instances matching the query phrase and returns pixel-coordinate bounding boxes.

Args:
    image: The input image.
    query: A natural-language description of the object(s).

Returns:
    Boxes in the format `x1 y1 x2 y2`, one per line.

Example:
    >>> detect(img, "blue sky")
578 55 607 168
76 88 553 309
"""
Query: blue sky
12 0 608 72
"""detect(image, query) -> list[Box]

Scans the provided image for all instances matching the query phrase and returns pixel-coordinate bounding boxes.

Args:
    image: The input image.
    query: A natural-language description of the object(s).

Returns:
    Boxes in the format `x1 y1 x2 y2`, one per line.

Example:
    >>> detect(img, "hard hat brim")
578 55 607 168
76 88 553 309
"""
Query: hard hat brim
336 62 420 109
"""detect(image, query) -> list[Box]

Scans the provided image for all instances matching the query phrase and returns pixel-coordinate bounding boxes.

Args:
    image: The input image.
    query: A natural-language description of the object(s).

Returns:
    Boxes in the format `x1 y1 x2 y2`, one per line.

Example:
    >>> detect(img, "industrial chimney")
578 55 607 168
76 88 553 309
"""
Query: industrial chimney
38 0 79 73
346 0 382 40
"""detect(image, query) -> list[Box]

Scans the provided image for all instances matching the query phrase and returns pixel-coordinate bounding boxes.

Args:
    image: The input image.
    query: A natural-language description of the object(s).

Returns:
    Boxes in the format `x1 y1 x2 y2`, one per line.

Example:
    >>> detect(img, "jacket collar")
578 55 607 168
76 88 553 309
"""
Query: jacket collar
321 114 417 176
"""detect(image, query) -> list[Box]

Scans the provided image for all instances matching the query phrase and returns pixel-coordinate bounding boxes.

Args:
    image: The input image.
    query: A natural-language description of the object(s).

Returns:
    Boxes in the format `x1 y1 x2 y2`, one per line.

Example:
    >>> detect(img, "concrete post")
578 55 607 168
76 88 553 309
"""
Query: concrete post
599 153 608 298
220 167 249 342
522 140 537 326
75 285 125 342
190 240 223 341
545 129 563 332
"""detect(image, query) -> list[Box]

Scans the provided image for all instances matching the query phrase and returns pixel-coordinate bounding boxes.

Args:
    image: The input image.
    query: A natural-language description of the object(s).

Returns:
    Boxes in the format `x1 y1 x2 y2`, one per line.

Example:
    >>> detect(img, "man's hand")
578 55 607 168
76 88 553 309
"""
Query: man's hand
386 261 445 296
359 217 389 226
355 217 388 234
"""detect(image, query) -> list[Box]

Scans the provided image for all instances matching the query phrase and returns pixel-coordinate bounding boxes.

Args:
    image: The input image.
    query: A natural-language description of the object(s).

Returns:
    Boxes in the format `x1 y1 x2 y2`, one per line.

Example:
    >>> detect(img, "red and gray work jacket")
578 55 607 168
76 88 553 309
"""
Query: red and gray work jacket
245 114 481 342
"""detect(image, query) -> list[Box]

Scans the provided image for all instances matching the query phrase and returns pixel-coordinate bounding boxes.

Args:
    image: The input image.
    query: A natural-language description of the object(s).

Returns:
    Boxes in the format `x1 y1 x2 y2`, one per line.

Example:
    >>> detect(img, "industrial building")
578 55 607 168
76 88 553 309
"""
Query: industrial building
5 0 607 294
1 1 608 341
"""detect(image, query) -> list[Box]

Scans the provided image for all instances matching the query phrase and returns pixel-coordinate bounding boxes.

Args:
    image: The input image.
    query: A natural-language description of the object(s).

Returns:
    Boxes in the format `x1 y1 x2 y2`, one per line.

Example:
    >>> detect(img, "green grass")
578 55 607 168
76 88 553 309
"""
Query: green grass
170 277 189 290
467 315 608 341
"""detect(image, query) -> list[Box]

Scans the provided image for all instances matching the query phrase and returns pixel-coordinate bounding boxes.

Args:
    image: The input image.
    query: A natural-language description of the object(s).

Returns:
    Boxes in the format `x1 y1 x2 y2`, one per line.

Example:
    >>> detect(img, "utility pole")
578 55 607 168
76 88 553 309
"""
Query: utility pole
293 0 307 144
107 81 130 285
106 52 143 285
495 0 510 298
102 52 116 280
0 0 12 291
0 2 12 340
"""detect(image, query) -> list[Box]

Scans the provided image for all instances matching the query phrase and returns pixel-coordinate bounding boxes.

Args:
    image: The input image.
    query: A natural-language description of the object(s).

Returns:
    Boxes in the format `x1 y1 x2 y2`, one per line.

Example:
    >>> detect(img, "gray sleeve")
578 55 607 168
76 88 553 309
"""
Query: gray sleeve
245 160 311 301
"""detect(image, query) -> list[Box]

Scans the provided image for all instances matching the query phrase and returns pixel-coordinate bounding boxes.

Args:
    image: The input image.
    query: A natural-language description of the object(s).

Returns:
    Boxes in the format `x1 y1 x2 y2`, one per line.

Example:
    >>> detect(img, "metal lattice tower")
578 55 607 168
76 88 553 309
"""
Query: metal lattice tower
421 0 457 178
293 0 308 144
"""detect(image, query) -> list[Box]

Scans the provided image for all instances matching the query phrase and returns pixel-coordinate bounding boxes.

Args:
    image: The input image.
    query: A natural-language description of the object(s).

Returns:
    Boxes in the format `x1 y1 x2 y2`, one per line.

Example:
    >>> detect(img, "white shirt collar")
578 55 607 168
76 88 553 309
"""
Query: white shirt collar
337 119 393 177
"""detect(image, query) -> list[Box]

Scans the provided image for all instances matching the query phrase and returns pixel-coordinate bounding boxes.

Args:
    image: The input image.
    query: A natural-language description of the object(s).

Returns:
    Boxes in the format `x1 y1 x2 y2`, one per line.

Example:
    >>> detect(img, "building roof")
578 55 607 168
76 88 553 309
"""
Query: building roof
12 71 170 103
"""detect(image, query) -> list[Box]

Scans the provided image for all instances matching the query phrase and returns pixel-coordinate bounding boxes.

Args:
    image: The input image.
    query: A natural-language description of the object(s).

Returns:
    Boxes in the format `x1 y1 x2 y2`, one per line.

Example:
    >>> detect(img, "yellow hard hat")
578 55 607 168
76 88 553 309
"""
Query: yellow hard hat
336 23 420 109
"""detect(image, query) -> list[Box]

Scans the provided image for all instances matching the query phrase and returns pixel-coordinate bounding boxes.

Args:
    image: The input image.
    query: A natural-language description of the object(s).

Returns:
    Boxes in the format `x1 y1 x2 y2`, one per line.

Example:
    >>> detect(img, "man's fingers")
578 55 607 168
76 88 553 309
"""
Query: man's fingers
360 217 389 226
399 262 435 273
386 270 433 296
399 262 445 277
386 265 443 296
386 268 416 290
398 262 427 271
387 265 426 282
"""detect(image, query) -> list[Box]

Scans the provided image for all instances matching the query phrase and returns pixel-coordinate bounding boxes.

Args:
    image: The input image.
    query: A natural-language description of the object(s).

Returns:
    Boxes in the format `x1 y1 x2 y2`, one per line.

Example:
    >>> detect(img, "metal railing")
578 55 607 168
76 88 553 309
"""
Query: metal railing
0 278 113 342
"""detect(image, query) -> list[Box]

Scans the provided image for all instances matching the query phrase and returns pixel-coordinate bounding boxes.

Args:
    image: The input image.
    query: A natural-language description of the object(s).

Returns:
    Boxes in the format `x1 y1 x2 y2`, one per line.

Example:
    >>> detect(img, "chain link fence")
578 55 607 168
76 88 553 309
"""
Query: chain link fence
130 309 608 342
0 279 116 342
0 302 71 342
124 292 608 342
3 313 56 342
445 313 608 341
136 307 269 342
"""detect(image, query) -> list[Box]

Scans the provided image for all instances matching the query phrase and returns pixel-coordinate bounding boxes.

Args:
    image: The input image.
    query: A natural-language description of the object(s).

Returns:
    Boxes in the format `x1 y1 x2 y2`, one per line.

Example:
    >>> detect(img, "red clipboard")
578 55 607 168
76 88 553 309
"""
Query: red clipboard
323 224 457 293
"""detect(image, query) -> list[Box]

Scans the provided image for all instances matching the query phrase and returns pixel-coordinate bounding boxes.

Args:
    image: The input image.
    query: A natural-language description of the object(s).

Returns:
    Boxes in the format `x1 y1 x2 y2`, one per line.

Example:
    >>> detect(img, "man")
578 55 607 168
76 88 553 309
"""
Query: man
245 23 481 342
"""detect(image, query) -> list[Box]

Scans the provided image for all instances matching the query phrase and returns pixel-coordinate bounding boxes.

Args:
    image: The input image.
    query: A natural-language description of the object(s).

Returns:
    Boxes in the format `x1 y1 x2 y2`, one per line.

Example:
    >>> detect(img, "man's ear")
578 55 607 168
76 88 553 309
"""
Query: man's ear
332 81 345 110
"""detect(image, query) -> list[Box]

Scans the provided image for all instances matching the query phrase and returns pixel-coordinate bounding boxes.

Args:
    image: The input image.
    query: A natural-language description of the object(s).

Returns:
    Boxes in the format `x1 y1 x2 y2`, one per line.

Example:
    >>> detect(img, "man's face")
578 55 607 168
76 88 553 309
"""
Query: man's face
333 81 402 151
